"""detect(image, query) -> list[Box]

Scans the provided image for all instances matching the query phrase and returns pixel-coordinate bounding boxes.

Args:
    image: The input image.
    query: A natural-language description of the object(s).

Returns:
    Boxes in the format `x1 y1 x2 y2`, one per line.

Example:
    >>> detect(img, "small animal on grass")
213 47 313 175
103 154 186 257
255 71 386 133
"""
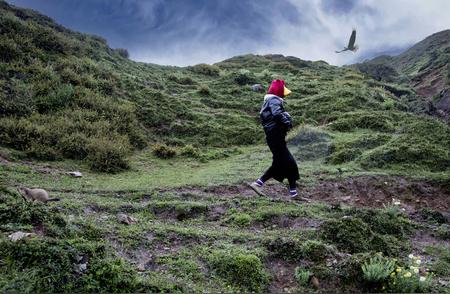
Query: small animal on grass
17 187 60 203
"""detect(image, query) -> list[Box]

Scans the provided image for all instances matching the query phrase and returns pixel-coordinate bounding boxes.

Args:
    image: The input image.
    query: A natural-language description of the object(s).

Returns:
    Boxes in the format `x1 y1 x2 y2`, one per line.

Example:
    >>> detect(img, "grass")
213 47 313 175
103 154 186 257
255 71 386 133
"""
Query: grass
1 1 449 292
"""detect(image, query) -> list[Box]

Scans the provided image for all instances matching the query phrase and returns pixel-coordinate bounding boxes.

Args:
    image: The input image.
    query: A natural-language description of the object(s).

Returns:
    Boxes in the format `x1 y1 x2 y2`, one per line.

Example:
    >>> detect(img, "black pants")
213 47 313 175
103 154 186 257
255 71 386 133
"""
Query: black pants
261 165 297 190
261 126 299 189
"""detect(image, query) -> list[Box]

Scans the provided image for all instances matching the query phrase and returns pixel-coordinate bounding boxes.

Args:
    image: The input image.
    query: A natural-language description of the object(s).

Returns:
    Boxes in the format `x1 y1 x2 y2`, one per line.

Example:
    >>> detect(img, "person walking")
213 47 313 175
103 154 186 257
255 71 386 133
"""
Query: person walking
250 79 300 198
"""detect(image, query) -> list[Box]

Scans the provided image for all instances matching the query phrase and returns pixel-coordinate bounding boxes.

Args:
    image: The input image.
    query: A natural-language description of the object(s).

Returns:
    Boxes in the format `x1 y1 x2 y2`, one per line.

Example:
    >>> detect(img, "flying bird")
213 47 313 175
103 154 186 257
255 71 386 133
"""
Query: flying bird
335 29 358 53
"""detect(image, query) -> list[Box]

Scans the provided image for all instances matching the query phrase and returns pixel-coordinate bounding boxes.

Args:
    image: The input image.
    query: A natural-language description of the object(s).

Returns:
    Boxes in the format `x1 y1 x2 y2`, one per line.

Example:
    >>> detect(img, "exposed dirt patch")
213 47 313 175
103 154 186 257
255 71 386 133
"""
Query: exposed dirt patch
166 176 450 212
413 64 448 98
267 258 298 293
83 204 106 216
293 176 450 212
411 230 449 251
256 215 323 230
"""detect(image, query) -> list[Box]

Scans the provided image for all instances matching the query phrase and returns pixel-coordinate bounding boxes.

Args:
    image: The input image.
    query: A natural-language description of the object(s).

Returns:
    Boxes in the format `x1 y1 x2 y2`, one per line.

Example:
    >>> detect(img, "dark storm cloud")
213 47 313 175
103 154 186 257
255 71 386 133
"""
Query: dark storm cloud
6 0 301 65
321 0 357 14
5 0 450 66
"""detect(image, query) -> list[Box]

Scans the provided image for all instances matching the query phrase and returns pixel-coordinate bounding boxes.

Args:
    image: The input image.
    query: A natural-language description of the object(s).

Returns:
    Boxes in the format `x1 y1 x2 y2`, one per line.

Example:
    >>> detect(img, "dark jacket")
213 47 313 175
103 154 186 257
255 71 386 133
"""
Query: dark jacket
260 94 292 132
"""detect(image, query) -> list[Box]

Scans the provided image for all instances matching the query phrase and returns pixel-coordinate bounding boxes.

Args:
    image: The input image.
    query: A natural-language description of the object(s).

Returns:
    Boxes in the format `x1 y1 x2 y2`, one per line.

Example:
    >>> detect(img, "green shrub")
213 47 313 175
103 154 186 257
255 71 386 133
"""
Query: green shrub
327 134 391 164
301 240 332 262
294 267 311 287
229 213 252 227
25 142 60 161
197 84 211 95
321 217 372 253
35 84 75 113
426 246 450 276
207 248 269 292
265 237 304 261
234 69 257 85
86 137 130 172
361 255 395 283
435 224 450 240
179 144 199 158
370 234 411 257
0 80 34 117
83 258 139 292
0 37 20 62
359 137 450 171
266 237 331 262
167 73 195 85
329 112 395 132
33 27 68 53
59 132 89 159
188 63 221 76
350 208 414 236
420 208 447 224
113 48 129 58
152 143 176 159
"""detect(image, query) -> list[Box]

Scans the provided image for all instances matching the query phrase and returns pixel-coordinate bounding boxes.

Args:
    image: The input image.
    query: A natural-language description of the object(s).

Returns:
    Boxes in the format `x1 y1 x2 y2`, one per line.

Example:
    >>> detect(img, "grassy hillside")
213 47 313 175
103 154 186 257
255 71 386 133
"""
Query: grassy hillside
1 1 449 173
0 1 449 293
353 30 450 118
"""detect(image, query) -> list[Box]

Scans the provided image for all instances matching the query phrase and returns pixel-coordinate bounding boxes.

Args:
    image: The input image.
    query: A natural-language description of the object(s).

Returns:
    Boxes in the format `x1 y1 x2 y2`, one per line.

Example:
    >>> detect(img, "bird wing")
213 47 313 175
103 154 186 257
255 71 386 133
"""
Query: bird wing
335 48 348 53
347 29 356 48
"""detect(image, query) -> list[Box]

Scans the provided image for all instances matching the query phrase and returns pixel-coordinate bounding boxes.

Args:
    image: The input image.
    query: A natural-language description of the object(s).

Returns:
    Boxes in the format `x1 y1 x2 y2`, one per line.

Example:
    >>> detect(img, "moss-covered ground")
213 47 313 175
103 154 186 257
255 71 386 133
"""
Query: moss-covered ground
1 141 449 292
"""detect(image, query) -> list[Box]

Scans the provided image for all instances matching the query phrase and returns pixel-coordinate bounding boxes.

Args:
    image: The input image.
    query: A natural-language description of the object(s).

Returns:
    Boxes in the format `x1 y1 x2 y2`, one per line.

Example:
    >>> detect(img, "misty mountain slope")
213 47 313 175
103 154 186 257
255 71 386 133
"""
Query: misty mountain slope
353 29 450 117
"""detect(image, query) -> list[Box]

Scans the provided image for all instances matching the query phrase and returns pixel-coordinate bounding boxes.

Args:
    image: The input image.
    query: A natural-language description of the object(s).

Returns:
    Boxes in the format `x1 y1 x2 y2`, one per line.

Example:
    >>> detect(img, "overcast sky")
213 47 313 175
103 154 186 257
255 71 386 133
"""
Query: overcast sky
6 0 450 66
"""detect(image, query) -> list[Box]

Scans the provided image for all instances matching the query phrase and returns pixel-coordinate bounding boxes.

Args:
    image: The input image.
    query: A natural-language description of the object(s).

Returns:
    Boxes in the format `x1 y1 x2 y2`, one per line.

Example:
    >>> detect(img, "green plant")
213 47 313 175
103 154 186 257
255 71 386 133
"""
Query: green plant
152 143 177 159
234 69 257 85
188 63 221 76
361 255 395 283
301 240 332 262
86 137 130 172
180 144 199 158
113 48 129 58
229 213 252 227
387 254 432 293
197 84 211 95
207 248 269 292
294 267 311 287
321 217 372 253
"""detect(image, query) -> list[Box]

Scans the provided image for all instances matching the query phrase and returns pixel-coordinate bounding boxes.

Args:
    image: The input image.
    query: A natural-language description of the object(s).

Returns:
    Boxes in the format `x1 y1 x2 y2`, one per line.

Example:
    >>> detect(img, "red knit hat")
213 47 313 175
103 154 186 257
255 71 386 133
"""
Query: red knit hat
267 79 291 98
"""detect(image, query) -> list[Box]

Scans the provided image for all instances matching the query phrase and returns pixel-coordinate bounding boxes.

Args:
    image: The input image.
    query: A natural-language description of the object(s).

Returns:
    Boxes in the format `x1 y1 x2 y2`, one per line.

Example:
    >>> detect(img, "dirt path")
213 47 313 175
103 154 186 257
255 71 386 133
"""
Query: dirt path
165 175 450 213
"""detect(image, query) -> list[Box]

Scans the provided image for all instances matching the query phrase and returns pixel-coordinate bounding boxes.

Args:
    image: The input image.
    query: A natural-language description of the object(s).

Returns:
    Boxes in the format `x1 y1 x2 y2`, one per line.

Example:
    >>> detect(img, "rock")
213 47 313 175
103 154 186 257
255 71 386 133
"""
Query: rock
137 264 146 272
251 84 264 92
67 171 82 177
341 196 352 201
8 231 36 242
117 213 137 225
311 276 320 288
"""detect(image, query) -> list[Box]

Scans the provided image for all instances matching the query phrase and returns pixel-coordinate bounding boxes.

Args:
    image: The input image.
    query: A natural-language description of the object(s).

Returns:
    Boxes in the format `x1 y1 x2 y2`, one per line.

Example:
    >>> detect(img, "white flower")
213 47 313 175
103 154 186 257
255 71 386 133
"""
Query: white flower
415 259 422 265
408 254 414 259
419 276 426 282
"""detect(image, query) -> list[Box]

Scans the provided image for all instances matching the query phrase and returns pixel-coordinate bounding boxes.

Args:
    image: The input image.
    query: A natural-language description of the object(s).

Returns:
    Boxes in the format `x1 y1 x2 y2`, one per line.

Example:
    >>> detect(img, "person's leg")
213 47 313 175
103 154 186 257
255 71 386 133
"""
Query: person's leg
250 166 274 196
288 177 298 197
255 166 274 187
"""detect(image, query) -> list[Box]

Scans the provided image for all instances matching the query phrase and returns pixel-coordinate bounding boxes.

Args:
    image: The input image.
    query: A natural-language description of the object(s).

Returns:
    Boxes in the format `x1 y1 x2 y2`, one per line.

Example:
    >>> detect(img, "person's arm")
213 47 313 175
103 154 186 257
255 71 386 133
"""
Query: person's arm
269 99 292 130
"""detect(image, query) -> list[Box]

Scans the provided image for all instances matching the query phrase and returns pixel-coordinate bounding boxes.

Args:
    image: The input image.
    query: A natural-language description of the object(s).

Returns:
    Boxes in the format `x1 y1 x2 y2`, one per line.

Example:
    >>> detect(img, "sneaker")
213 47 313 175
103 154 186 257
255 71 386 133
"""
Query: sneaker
249 182 266 196
289 189 298 198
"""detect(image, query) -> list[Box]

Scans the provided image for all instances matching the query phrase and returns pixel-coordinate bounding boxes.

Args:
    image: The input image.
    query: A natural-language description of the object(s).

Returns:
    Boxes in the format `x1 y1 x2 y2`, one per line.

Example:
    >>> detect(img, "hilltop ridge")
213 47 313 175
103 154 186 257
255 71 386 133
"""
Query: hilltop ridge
353 29 450 118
